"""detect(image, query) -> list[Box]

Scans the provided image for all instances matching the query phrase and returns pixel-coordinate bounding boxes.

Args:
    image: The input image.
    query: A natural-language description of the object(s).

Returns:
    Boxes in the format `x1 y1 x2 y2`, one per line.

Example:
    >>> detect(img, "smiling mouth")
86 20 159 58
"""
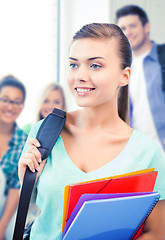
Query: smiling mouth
3 111 14 117
75 88 95 93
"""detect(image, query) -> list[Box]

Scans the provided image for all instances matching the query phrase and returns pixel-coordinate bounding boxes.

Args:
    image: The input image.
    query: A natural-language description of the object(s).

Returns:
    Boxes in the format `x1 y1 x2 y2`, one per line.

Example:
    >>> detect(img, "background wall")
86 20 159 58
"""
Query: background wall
0 0 58 127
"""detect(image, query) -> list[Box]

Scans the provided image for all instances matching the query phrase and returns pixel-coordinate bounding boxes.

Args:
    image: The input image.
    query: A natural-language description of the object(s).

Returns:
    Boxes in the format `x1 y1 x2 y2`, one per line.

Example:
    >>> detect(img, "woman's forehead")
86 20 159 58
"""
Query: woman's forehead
69 38 118 59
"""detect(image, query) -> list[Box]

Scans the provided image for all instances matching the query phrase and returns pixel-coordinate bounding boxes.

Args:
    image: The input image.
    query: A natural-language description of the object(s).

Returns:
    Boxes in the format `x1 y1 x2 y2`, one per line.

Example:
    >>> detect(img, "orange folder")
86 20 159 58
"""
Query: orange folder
62 168 156 230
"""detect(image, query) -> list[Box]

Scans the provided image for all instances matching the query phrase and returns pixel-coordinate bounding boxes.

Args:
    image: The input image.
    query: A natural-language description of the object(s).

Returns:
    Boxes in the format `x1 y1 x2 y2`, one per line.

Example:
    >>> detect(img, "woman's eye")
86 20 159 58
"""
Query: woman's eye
91 64 101 69
54 100 60 105
3 98 8 103
70 63 78 69
43 99 49 104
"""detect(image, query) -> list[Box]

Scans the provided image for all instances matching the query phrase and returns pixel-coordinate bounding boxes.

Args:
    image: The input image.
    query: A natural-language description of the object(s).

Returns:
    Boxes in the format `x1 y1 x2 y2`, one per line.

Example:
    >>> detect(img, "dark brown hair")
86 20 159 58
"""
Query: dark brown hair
115 5 149 26
72 23 132 122
0 74 26 102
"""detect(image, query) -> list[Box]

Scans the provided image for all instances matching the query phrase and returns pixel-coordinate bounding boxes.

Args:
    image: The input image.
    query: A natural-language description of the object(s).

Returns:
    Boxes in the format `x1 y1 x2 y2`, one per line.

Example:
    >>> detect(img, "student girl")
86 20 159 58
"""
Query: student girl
0 75 27 240
23 82 66 134
19 23 165 240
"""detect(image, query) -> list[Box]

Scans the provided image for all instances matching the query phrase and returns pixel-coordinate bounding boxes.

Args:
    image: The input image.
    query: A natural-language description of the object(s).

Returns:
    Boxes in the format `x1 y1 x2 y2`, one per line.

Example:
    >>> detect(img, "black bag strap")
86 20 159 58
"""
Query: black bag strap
157 44 165 91
12 108 66 240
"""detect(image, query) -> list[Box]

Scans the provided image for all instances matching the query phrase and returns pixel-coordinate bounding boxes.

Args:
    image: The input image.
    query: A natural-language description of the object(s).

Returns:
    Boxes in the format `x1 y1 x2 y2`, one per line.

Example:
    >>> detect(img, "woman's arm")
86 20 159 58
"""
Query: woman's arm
137 200 165 240
0 188 19 240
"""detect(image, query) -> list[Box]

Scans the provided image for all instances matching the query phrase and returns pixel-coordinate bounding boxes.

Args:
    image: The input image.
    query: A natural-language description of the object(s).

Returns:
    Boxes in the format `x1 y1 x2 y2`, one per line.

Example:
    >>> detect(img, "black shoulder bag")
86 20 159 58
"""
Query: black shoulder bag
12 108 66 240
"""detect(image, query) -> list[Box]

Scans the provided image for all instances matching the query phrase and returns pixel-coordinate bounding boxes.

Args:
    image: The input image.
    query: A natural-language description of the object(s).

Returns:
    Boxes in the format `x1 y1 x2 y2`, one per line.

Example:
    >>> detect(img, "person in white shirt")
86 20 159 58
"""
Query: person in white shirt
116 4 165 152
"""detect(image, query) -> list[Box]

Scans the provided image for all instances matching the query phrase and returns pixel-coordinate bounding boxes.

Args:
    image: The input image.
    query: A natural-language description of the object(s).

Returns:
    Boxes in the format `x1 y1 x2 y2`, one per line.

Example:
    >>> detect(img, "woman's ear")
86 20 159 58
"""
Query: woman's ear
119 67 131 87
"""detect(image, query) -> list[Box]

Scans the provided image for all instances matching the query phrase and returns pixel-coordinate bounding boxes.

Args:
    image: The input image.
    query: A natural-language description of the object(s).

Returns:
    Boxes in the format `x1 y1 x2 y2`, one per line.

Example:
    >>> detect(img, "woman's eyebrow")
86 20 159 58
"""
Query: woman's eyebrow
69 57 105 61
88 57 105 60
69 57 78 61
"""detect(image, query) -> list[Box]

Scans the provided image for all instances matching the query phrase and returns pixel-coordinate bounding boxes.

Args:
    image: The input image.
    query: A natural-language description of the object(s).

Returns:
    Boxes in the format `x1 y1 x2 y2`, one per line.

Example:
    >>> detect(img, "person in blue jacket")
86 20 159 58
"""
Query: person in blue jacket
19 23 165 240
116 4 165 152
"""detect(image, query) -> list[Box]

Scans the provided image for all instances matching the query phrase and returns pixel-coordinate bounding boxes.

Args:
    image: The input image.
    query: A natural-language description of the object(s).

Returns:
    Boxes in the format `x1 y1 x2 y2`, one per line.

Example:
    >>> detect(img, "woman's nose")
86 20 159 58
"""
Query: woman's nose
47 103 55 109
75 66 89 82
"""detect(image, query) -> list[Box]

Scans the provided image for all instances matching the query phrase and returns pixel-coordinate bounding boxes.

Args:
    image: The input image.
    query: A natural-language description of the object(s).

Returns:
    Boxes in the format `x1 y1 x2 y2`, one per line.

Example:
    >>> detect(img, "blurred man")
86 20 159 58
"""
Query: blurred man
116 5 165 152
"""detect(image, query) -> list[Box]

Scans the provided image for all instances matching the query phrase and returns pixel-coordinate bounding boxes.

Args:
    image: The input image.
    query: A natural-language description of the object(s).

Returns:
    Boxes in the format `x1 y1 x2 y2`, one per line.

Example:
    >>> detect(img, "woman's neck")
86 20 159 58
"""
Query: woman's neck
75 102 121 131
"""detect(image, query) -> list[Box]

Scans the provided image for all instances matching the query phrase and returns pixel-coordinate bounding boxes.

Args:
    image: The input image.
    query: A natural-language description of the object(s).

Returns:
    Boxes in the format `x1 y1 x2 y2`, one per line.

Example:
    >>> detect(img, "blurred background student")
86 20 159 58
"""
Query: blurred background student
0 75 27 240
115 5 165 152
23 82 66 134
23 82 66 225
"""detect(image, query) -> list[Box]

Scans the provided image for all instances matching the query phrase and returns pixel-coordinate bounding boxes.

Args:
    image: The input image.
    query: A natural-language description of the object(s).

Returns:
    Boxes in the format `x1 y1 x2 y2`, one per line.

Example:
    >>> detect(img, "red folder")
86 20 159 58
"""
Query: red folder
64 171 157 228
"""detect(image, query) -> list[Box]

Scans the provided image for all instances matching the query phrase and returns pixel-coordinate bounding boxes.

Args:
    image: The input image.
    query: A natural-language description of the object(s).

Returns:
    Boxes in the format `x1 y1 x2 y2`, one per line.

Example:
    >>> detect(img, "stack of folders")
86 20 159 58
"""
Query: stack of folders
62 168 160 240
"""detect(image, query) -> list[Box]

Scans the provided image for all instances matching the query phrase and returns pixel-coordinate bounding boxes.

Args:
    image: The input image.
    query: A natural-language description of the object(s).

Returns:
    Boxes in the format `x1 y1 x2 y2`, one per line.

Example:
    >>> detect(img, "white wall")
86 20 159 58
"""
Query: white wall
0 0 58 127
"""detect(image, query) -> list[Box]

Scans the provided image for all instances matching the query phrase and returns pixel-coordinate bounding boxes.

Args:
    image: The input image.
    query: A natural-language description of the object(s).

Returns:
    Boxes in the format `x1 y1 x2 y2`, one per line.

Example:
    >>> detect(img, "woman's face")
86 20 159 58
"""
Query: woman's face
0 86 24 124
40 89 64 118
67 38 130 108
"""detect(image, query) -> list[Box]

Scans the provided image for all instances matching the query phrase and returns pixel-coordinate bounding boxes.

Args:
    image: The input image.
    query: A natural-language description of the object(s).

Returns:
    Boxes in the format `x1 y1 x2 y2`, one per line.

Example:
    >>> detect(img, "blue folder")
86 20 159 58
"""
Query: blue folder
62 192 160 240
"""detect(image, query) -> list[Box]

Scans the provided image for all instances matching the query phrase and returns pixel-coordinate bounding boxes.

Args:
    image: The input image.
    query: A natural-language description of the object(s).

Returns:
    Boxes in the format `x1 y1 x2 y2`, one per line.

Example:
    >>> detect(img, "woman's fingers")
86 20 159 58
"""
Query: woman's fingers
21 152 40 173
28 138 41 148
18 138 43 184
27 144 42 164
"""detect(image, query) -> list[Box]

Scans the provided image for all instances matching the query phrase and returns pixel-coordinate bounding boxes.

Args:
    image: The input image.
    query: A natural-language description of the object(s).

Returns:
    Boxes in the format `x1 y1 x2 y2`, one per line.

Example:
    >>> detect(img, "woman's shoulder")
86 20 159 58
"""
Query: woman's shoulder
131 129 164 155
66 110 79 122
28 120 44 138
132 129 160 144
64 110 79 130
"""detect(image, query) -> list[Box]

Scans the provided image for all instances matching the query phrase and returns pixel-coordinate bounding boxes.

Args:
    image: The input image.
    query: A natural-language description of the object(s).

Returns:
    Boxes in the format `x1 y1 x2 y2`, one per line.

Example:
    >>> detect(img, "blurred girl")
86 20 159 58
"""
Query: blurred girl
23 83 66 134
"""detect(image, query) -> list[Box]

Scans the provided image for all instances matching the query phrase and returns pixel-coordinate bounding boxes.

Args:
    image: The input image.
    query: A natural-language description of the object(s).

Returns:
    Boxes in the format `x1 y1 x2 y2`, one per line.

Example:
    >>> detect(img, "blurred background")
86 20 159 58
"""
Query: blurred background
0 0 164 127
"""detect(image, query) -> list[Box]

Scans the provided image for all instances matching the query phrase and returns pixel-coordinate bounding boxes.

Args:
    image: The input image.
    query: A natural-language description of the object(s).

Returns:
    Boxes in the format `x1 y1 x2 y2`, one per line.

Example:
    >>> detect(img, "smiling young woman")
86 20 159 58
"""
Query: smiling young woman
19 23 165 240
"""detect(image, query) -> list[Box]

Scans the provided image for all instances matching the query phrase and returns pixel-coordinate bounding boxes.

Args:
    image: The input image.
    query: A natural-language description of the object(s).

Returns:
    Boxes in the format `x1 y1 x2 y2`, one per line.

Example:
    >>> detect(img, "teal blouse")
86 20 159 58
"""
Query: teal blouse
21 120 165 240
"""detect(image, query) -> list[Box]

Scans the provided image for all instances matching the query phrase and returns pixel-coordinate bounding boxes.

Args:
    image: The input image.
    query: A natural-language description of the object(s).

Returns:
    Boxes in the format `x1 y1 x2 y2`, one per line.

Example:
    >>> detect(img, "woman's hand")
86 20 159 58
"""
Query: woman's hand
136 200 165 240
18 138 46 185
136 232 158 240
